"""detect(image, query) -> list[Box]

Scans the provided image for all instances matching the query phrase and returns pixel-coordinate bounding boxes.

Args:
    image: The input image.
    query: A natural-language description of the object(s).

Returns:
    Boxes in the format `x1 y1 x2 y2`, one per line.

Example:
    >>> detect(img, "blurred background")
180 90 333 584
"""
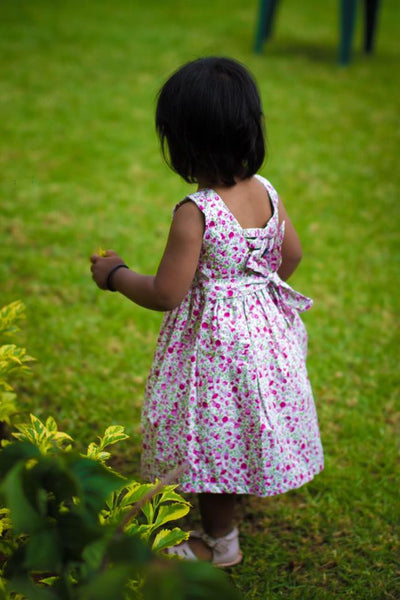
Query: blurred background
1 1 399 598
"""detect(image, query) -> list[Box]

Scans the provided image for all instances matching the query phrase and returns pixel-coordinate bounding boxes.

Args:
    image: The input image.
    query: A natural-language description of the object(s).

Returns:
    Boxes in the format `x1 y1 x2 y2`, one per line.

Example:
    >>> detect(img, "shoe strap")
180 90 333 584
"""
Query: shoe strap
197 529 237 554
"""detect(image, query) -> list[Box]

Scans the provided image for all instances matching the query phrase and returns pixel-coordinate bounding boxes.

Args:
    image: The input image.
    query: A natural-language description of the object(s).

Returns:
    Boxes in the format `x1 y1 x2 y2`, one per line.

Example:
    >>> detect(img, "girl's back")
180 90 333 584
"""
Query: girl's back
206 176 273 230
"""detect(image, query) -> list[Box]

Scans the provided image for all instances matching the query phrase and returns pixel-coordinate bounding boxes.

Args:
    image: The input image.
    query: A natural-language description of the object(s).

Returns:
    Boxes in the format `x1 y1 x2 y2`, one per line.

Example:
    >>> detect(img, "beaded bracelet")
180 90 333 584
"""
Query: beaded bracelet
106 263 129 292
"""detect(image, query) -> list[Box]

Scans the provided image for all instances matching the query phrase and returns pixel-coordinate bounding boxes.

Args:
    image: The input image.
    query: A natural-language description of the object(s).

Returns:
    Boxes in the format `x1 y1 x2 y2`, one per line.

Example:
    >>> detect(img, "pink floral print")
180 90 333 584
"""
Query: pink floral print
141 175 323 496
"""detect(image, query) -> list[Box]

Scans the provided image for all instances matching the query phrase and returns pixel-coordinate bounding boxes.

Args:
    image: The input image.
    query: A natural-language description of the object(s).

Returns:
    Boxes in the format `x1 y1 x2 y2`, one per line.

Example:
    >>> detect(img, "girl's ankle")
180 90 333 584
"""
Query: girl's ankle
204 526 235 539
188 537 213 561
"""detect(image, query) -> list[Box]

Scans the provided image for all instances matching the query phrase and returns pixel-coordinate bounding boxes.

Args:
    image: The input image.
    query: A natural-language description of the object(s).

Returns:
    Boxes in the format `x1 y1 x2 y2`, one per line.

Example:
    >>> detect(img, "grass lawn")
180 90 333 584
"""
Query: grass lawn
1 0 399 598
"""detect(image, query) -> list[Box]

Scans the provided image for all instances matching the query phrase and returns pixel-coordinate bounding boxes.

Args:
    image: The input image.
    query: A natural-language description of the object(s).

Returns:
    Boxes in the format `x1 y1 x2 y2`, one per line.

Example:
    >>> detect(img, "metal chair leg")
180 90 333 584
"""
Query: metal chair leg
339 0 358 65
254 0 280 53
364 0 380 53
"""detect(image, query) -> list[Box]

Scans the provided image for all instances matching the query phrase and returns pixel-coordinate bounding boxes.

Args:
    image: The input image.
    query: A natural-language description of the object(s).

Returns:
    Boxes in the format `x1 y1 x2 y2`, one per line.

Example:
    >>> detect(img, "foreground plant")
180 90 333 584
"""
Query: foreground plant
0 301 35 431
0 301 241 598
0 416 240 599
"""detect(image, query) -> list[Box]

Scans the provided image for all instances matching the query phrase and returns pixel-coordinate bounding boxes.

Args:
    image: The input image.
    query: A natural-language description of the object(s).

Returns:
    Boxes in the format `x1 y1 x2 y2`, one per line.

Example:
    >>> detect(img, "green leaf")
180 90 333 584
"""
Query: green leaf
38 576 59 587
85 444 111 462
118 482 154 508
107 533 152 566
140 563 183 600
84 426 128 464
1 450 80 537
158 486 191 506
6 573 58 600
25 455 79 510
77 565 134 600
57 512 102 561
152 528 189 552
0 380 13 393
154 503 190 529
142 560 243 600
82 537 109 572
0 343 34 393
13 415 73 455
45 416 58 432
0 441 40 478
0 391 17 423
141 498 155 524
24 527 61 572
1 462 43 534
0 301 25 339
0 577 9 600
0 539 14 560
99 426 129 449
124 522 151 540
0 508 12 536
69 457 123 517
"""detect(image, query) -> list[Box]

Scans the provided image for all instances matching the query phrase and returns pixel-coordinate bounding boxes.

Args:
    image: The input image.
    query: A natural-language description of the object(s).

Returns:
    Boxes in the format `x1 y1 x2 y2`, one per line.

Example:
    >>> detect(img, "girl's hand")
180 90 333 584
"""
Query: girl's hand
90 250 126 290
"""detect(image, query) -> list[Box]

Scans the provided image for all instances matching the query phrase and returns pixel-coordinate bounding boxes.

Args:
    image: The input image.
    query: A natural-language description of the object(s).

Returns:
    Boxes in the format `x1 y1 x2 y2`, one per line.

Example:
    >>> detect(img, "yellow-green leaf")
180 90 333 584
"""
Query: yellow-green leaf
154 503 190 529
119 482 154 508
159 487 191 506
99 426 129 450
152 528 189 552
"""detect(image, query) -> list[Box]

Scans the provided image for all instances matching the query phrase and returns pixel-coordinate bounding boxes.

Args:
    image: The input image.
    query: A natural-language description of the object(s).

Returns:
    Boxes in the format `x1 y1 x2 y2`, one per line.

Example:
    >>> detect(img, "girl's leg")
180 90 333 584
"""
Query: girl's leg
189 493 237 560
198 492 237 537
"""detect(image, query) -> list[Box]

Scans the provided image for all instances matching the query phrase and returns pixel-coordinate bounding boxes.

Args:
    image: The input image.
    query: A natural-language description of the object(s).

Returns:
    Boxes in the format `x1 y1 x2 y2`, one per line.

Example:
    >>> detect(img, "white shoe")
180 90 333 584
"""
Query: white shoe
166 527 242 567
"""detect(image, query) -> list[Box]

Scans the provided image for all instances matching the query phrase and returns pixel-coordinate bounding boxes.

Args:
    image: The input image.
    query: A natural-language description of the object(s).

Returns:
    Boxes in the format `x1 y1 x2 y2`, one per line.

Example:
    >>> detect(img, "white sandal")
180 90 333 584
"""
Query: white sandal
166 527 242 568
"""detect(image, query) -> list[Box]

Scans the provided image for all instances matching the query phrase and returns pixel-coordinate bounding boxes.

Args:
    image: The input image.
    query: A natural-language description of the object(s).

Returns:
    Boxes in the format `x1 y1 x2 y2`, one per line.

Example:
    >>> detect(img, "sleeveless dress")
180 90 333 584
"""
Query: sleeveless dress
141 175 324 497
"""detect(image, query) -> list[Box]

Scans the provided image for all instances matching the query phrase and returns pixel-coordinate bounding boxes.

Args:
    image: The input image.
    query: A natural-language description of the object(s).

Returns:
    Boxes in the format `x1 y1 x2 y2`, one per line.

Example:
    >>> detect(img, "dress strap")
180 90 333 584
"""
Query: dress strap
173 176 280 222
172 191 209 217
254 174 280 216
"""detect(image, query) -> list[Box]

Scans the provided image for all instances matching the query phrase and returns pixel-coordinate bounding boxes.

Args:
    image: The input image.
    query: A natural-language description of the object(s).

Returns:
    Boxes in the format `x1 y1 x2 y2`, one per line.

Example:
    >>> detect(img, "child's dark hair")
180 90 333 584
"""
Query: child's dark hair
156 57 265 186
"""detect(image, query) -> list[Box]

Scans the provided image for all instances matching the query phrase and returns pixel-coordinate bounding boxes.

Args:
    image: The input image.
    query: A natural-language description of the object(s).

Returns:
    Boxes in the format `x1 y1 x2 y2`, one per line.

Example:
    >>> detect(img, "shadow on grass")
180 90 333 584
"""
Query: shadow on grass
257 37 338 63
254 36 393 66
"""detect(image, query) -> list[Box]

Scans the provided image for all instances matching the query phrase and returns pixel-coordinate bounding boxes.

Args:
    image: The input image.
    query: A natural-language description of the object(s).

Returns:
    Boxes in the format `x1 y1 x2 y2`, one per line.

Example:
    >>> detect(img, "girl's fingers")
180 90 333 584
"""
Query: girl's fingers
90 251 125 291
90 250 118 262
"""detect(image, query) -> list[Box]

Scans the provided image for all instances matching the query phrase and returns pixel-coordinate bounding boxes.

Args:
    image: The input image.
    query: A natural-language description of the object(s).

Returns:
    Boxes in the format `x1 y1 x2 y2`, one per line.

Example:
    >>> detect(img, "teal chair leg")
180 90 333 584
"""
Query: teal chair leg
254 0 280 54
254 0 380 63
339 0 358 65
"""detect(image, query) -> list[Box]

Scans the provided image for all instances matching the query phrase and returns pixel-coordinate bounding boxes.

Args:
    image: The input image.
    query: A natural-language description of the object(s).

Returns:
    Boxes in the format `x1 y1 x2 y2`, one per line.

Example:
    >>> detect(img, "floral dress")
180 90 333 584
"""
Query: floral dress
141 175 324 496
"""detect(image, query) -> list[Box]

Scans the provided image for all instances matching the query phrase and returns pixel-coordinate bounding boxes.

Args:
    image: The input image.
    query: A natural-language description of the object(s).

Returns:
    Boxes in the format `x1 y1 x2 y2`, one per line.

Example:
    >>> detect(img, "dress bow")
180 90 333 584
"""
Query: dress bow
245 221 312 317
245 220 285 277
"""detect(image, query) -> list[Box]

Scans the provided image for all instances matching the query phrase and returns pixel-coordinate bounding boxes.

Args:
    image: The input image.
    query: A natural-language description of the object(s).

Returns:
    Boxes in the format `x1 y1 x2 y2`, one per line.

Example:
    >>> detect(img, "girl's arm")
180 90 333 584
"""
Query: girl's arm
277 197 303 281
90 201 204 311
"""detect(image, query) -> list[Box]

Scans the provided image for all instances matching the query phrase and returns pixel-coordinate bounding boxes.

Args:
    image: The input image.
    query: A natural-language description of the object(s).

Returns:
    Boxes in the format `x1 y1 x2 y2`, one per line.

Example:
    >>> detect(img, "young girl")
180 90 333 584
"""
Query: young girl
90 56 323 568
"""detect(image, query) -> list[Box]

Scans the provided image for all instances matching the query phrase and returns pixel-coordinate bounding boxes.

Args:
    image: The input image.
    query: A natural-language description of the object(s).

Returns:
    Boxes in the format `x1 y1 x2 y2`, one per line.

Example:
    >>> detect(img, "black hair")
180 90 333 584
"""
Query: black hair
156 57 265 186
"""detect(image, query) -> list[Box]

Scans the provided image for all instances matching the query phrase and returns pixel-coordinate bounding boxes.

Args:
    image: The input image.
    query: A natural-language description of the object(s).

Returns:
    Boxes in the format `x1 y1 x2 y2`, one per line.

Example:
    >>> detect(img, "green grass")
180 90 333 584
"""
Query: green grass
1 0 399 598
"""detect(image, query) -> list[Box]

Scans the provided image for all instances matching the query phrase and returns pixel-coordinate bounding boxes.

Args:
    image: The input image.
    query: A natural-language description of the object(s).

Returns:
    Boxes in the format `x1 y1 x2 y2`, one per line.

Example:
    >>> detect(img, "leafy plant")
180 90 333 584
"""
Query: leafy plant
12 415 73 455
102 480 190 553
0 301 35 428
0 439 144 599
11 415 191 552
0 426 240 599
85 425 129 463
0 303 241 599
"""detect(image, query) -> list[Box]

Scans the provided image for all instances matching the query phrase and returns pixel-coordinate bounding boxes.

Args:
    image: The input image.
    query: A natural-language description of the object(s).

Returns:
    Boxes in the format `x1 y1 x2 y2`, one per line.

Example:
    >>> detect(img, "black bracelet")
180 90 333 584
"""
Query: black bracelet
106 263 129 292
